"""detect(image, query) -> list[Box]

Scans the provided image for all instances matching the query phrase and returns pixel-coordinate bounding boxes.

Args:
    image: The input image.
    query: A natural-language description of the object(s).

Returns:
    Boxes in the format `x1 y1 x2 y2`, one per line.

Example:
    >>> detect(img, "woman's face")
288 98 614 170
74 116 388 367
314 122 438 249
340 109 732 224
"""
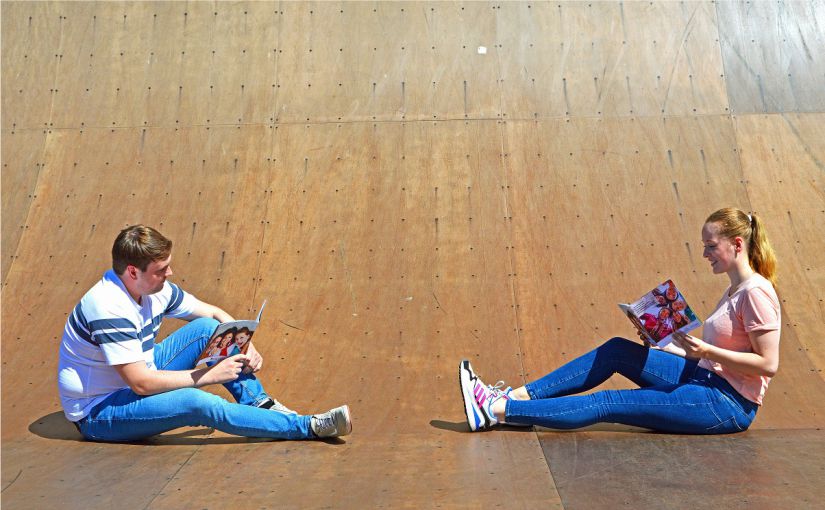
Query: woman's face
672 300 686 311
702 222 737 274
666 286 677 301
658 308 671 319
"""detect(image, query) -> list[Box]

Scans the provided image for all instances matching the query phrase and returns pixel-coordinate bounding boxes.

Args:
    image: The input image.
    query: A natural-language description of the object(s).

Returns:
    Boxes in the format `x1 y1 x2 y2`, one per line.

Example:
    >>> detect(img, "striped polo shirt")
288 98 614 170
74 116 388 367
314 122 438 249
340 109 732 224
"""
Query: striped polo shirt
57 269 198 421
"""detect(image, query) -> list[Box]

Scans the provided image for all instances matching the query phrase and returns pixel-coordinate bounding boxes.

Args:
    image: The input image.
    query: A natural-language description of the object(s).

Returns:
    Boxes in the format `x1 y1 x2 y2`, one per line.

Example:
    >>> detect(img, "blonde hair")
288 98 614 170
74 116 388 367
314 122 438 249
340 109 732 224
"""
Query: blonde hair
705 208 777 286
112 225 172 274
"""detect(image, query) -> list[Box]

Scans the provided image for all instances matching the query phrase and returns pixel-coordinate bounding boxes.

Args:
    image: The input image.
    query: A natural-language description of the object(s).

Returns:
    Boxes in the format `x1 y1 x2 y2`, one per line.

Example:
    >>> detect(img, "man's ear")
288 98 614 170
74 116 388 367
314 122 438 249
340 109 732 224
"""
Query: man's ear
125 265 139 280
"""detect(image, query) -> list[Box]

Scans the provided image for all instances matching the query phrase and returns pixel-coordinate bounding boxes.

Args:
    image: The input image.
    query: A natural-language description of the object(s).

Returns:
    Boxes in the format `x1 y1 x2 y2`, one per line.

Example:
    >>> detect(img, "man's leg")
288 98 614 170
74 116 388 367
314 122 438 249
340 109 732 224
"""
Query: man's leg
154 317 271 407
78 386 313 442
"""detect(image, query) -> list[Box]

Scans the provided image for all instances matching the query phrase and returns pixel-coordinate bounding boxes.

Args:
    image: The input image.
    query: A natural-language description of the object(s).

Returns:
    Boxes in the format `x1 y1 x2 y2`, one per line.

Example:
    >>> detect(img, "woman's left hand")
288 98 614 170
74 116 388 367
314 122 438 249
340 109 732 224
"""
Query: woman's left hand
671 331 708 359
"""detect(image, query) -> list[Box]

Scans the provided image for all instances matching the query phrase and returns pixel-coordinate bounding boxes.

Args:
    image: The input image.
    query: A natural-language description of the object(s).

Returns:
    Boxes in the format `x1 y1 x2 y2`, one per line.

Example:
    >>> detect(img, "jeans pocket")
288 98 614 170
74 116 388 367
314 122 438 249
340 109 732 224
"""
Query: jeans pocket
705 416 742 433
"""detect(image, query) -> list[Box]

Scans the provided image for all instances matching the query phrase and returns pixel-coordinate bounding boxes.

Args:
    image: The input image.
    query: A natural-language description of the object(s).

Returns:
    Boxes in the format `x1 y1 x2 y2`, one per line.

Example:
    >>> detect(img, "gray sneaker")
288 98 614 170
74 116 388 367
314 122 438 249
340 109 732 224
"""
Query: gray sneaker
257 397 297 415
311 405 352 438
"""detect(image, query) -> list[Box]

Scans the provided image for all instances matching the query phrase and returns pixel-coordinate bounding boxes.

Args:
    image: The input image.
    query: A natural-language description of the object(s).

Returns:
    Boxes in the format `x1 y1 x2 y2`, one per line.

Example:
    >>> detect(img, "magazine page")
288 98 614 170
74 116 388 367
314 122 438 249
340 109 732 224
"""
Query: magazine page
618 302 655 344
196 320 259 365
621 280 701 347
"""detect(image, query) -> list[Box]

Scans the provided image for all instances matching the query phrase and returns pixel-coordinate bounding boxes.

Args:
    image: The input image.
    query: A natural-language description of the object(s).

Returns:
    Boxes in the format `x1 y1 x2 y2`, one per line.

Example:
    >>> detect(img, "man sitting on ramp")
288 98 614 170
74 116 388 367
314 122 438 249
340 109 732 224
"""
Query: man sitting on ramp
58 224 351 442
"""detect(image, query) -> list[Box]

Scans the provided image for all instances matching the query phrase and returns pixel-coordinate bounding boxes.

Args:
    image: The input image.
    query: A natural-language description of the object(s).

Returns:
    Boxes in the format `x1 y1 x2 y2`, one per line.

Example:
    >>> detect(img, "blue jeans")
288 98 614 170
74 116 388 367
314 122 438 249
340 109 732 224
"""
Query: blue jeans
506 337 758 434
77 318 313 442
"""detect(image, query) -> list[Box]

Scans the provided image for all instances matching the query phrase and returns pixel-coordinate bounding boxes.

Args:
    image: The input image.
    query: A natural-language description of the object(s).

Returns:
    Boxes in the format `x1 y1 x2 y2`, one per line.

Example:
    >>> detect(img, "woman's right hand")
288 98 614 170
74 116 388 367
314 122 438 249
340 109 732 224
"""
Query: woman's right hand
637 331 657 349
206 354 250 384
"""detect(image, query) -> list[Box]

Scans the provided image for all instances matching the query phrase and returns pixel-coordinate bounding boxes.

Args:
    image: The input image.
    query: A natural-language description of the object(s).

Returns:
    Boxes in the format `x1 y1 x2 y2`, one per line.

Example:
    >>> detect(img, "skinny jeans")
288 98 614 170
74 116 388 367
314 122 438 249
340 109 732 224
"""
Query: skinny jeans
506 337 758 434
77 318 313 442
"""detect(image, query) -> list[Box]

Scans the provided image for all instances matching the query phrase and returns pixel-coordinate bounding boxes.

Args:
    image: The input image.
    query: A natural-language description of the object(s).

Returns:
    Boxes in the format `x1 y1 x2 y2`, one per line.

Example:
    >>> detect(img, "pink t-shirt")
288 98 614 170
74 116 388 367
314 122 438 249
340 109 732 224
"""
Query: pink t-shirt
698 273 781 405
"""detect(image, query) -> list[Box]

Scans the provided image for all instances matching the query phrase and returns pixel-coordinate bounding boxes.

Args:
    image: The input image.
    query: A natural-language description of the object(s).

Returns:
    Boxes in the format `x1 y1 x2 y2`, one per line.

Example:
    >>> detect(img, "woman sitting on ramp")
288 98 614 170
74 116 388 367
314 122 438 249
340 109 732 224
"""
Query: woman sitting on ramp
459 207 780 434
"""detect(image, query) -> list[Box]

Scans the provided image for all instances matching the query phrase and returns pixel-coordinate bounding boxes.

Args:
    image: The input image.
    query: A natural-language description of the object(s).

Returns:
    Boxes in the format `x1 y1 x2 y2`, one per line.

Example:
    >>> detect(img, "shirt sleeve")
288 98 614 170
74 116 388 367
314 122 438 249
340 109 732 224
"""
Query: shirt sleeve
740 286 781 333
89 315 146 365
163 282 199 319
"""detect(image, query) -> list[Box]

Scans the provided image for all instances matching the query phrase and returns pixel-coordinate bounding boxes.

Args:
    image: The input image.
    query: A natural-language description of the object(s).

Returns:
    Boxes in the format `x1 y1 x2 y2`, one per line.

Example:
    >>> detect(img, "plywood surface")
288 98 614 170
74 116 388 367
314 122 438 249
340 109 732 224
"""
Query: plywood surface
2 2 824 508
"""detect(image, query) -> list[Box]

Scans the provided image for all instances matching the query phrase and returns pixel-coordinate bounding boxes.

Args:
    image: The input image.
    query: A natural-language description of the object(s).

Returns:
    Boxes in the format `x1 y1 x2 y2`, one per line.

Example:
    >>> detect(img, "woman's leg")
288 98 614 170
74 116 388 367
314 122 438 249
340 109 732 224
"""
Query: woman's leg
154 317 270 407
518 337 697 400
78 386 313 442
505 378 754 434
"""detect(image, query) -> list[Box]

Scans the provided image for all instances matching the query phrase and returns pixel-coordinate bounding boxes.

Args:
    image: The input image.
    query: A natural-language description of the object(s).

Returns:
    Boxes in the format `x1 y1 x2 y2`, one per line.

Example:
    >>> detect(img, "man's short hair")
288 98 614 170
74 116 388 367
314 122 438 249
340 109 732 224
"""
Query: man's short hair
112 225 172 274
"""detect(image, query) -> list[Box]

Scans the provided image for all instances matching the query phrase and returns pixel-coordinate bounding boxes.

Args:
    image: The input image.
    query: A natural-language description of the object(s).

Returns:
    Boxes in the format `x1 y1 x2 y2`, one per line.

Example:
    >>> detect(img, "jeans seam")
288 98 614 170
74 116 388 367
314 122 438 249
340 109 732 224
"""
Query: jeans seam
529 366 597 397
510 400 712 420
158 334 210 370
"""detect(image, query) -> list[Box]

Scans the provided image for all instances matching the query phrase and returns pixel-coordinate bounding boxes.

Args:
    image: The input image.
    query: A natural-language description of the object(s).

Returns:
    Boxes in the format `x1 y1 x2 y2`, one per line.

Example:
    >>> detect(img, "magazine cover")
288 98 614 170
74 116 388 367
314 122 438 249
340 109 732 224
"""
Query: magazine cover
195 301 267 365
618 280 701 347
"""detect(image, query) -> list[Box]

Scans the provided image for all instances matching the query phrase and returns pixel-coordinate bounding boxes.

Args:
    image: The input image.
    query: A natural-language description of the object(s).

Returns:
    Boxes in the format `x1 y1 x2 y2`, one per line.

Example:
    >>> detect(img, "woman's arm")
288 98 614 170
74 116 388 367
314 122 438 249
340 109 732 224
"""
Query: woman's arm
672 330 780 377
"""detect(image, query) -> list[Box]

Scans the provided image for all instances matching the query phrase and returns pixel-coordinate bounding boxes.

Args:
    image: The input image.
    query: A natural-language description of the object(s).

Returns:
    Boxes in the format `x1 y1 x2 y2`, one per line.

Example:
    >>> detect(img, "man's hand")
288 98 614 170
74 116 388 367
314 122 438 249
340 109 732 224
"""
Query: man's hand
242 343 263 374
206 354 251 384
671 331 707 358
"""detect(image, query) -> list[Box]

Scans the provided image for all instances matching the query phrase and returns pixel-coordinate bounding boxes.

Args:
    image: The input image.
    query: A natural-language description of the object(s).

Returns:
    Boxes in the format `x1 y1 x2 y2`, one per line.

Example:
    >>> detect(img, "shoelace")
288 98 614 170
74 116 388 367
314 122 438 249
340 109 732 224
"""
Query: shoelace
315 415 334 431
487 381 510 401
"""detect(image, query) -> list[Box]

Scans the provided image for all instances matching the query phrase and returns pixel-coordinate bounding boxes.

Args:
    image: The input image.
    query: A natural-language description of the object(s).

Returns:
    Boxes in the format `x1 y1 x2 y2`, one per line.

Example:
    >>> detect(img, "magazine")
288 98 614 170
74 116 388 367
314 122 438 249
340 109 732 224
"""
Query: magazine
195 301 267 365
618 280 701 347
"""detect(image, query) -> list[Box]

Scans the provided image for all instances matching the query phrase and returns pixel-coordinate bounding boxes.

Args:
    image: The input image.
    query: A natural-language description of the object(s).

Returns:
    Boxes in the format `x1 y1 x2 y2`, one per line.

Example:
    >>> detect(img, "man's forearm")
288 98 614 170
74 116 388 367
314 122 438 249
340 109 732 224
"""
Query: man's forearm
128 367 214 396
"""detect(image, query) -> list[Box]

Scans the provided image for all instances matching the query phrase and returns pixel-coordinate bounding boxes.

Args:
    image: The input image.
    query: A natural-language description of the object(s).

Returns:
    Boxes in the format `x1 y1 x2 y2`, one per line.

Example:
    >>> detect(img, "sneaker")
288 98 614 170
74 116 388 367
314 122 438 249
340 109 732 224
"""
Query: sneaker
459 360 511 431
257 397 297 415
311 405 352 438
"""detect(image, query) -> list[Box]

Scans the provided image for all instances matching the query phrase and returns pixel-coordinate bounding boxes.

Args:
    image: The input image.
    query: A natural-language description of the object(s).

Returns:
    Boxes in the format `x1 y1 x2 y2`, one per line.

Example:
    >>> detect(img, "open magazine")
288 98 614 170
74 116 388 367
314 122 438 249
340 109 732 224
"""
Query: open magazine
618 280 701 347
195 301 267 365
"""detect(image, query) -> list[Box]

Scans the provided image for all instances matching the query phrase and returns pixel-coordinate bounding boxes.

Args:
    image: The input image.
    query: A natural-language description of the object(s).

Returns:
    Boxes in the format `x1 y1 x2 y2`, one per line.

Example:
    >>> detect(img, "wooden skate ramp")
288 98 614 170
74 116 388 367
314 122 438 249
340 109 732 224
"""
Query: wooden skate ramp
2 2 824 508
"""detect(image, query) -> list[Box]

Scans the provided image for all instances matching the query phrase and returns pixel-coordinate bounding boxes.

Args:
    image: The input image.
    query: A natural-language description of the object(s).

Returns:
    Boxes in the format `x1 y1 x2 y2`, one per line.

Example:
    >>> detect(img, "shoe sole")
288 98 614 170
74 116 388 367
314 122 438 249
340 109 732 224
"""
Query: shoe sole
459 360 486 431
336 405 353 436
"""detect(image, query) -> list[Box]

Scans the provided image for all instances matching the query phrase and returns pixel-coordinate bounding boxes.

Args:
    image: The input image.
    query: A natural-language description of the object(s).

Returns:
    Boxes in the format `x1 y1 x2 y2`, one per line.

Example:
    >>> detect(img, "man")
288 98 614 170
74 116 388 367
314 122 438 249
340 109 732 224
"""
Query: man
57 225 351 441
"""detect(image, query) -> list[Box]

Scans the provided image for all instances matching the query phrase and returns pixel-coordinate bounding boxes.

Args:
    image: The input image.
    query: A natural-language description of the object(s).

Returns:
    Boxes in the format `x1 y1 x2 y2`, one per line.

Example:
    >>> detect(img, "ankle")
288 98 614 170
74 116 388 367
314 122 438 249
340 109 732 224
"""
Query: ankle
510 387 530 401
491 398 507 421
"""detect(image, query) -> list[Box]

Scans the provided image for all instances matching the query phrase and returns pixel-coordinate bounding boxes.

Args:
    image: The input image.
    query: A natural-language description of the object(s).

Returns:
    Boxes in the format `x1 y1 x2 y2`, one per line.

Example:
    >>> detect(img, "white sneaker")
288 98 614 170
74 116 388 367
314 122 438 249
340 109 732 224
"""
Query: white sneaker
459 360 509 431
257 397 297 415
311 405 352 438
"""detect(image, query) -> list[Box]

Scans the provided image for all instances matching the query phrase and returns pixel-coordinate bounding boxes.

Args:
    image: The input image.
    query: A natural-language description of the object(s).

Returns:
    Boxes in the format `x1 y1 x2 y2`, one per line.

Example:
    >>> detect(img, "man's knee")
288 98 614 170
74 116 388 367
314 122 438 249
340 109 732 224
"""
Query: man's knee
175 388 224 415
188 317 220 335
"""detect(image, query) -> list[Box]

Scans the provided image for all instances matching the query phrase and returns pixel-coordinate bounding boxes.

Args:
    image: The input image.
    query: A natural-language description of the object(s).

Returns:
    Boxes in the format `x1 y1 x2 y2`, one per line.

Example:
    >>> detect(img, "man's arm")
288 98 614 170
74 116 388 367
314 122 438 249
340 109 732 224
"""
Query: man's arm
114 354 249 396
185 300 234 323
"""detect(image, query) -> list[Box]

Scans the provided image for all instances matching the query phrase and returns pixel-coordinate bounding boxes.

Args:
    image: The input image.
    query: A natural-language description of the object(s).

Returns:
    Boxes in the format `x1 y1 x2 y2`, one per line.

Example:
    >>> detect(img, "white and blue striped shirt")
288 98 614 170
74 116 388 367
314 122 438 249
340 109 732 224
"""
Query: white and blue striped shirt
57 270 198 421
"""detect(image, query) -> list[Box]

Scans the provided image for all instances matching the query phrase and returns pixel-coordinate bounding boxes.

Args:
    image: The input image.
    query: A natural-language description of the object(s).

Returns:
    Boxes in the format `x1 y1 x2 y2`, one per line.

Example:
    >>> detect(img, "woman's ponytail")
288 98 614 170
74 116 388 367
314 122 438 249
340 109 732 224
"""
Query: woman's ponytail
748 213 778 287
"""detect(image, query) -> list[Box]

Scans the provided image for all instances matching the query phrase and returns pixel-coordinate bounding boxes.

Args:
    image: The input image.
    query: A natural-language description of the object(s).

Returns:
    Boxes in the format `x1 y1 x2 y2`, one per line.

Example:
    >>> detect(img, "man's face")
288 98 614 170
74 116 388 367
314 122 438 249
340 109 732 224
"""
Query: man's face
134 255 173 296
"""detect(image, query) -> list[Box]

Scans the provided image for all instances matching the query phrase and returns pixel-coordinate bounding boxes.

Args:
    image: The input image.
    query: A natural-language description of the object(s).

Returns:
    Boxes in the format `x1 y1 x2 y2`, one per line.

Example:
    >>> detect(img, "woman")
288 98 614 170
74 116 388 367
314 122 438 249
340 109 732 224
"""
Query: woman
459 208 780 434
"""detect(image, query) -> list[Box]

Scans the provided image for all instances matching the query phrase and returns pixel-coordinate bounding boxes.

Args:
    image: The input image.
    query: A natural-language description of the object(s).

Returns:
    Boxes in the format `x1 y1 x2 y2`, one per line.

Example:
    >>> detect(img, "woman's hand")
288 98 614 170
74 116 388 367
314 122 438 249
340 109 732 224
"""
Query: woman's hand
671 331 707 358
636 331 658 349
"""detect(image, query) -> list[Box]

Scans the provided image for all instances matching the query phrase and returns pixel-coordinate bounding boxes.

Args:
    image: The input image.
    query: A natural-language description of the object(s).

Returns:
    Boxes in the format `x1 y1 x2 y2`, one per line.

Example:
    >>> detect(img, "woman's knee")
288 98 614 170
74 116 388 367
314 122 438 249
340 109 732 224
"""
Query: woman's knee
603 336 637 351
